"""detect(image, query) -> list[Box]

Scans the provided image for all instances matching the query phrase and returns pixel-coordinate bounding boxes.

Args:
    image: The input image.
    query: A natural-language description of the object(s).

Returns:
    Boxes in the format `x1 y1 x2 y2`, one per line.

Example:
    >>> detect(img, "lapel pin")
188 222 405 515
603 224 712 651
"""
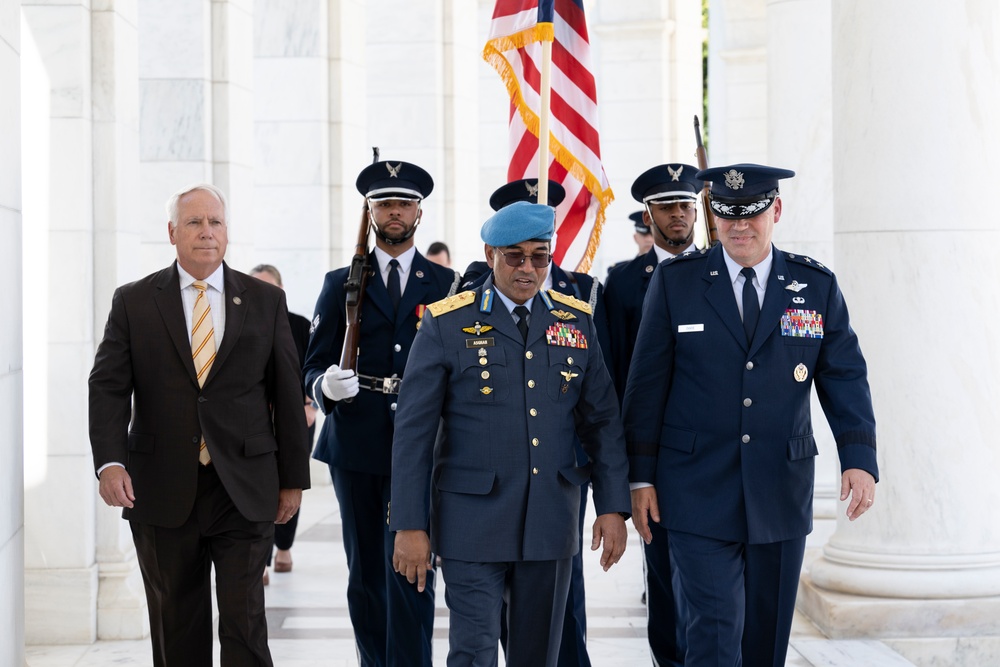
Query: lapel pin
233 297 242 305
415 270 424 278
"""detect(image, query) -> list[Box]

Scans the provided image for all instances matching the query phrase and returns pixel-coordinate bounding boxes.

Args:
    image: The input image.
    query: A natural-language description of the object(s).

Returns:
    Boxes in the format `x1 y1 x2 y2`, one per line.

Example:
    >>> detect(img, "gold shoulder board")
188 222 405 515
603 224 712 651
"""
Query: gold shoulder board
547 289 592 315
427 290 476 317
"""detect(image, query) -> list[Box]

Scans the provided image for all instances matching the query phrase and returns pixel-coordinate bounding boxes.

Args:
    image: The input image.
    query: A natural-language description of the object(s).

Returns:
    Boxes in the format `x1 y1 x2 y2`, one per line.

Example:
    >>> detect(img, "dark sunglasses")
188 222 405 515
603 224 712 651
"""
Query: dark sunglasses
494 247 552 269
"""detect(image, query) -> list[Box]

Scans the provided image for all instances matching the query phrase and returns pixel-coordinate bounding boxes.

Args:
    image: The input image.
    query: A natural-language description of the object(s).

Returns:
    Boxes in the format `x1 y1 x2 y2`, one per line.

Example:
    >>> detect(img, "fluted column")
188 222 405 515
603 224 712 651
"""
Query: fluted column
799 1 1000 658
0 0 24 662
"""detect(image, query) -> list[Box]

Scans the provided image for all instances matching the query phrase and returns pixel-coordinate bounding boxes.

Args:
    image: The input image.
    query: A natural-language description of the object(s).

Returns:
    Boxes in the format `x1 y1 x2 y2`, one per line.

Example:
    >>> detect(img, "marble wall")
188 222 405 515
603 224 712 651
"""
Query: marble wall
0 1 23 664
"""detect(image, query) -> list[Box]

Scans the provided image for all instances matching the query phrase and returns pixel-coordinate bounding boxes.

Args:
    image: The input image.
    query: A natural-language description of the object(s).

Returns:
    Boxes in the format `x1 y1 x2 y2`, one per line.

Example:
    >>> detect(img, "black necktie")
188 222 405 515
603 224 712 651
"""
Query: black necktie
387 259 401 312
741 267 759 344
513 305 530 342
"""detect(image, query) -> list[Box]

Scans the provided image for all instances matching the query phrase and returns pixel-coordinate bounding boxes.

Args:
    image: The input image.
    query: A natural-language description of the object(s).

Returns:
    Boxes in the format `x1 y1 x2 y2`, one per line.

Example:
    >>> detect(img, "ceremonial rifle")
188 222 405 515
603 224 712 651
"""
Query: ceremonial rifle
339 147 379 380
693 115 719 247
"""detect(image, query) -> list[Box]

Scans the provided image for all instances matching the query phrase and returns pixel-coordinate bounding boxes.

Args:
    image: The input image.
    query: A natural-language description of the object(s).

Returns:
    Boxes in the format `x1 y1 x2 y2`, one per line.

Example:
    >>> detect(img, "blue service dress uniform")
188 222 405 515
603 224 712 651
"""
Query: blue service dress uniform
389 278 631 667
622 244 878 667
303 251 459 667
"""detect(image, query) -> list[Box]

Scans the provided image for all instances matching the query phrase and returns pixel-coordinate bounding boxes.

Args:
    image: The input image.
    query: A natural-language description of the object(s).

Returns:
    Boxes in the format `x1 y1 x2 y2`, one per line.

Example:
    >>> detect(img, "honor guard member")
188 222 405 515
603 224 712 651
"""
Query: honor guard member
390 202 631 667
603 164 704 666
462 179 611 667
622 164 879 667
302 160 461 666
605 211 653 280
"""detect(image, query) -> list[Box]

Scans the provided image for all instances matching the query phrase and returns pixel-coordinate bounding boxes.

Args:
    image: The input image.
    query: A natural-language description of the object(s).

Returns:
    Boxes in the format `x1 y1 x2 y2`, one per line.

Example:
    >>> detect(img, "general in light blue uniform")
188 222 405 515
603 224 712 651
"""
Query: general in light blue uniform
390 202 631 667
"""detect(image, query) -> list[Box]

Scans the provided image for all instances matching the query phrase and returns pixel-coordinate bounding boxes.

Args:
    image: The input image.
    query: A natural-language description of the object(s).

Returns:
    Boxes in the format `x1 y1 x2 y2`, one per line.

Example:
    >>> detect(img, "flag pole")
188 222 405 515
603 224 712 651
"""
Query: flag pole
537 35 553 206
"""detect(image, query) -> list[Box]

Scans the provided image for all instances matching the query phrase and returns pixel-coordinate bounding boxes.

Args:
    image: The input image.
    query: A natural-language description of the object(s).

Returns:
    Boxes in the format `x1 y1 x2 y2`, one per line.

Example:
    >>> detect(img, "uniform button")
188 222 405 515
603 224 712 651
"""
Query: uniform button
532 438 539 446
394 344 402 352
480 358 488 366
529 408 538 416
525 351 533 359
192 436 200 443
742 434 751 444
390 402 397 411
743 398 752 407
567 357 574 365
527 380 535 388
532 467 539 475
198 396 207 403
481 371 490 379
746 361 754 370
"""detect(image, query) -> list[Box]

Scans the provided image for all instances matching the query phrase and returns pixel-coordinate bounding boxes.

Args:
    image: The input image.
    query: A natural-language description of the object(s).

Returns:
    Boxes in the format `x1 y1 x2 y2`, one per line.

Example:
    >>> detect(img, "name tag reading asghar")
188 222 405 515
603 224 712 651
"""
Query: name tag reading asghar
678 324 704 333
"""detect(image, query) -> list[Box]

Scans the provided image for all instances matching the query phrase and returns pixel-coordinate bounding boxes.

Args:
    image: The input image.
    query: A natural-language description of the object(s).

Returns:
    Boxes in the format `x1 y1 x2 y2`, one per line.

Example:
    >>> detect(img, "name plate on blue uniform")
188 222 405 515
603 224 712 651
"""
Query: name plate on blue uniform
678 324 704 333
466 337 495 348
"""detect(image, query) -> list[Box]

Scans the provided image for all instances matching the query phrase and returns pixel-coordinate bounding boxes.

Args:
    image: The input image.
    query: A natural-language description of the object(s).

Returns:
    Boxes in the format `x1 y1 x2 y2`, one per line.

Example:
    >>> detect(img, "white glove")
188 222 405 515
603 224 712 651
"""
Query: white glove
321 364 360 401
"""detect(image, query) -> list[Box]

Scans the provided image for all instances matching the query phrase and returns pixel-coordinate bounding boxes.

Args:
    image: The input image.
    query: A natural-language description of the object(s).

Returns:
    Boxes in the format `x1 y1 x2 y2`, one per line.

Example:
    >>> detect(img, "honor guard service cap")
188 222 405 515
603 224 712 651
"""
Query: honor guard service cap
631 164 703 204
357 161 434 201
489 179 566 211
629 211 651 234
696 163 795 219
481 201 555 246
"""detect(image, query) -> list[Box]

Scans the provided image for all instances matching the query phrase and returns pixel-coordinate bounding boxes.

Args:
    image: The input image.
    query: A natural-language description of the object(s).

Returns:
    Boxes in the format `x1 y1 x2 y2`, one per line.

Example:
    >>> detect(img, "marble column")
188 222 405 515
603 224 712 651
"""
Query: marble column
364 0 448 256
21 0 98 645
211 0 254 268
137 0 214 270
588 1 703 271
91 0 149 640
798 1 1000 662
438 0 480 266
0 1 24 663
707 0 768 166
764 0 839 531
252 0 331 316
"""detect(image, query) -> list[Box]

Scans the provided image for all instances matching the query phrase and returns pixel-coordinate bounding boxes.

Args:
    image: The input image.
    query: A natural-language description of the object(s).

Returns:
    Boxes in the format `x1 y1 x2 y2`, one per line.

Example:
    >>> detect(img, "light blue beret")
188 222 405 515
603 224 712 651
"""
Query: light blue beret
480 201 555 246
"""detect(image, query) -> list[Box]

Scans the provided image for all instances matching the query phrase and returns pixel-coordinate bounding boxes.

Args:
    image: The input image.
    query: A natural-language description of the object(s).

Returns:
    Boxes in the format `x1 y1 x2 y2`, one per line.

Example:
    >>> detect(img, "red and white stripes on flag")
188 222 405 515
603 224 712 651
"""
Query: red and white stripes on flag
484 0 613 273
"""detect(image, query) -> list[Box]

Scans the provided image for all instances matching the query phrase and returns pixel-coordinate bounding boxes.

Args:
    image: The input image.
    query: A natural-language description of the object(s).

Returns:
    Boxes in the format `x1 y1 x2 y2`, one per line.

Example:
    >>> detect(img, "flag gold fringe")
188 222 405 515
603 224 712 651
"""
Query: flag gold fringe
483 23 613 274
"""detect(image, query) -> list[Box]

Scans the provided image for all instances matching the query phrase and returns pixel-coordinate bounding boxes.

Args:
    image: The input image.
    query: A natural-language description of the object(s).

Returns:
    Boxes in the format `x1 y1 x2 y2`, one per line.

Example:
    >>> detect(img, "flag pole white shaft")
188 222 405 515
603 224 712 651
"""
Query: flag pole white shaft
537 38 552 206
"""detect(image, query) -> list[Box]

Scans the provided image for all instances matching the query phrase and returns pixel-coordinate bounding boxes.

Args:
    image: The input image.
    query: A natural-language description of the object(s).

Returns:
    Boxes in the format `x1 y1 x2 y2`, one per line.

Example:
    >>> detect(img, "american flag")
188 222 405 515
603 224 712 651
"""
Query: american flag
484 0 613 273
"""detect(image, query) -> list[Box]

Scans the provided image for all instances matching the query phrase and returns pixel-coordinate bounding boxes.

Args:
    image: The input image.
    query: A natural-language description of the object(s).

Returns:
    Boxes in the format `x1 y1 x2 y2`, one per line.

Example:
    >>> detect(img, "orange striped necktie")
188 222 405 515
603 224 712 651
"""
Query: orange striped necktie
191 280 216 465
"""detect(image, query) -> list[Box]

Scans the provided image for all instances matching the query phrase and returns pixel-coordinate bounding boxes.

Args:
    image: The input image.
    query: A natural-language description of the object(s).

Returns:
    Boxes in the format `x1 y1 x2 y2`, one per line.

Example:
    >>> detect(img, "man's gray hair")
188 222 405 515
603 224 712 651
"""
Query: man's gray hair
166 183 229 227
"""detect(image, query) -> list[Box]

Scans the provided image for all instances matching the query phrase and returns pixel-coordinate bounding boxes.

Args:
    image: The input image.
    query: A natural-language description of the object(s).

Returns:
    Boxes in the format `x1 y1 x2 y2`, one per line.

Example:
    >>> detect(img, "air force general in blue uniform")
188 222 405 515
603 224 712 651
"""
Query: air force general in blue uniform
460 179 611 667
303 161 460 666
390 202 631 667
622 164 879 667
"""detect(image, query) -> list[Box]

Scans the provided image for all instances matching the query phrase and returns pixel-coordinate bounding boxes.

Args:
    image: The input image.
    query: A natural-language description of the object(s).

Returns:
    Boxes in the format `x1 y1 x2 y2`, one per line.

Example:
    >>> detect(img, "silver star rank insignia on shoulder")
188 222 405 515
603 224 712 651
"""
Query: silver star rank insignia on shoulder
462 322 494 335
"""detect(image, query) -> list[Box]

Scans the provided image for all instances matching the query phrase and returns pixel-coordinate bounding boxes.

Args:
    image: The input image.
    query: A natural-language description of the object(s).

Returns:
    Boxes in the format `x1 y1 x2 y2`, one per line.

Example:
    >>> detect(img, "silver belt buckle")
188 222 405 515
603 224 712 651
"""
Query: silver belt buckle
383 376 401 394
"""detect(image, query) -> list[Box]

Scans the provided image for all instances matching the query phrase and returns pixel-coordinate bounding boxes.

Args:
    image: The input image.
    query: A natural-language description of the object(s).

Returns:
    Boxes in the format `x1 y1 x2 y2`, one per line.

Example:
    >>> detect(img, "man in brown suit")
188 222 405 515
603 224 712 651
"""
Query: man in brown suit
89 183 311 666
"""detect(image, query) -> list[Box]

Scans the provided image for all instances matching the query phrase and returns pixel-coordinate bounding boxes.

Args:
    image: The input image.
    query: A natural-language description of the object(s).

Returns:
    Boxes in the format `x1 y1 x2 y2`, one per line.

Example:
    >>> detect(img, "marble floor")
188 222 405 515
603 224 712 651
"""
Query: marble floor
25 483 916 666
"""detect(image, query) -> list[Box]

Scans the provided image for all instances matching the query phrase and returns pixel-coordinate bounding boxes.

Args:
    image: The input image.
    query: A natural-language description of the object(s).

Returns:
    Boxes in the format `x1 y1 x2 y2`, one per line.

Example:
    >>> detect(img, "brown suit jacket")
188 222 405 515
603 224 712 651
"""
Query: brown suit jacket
89 262 311 527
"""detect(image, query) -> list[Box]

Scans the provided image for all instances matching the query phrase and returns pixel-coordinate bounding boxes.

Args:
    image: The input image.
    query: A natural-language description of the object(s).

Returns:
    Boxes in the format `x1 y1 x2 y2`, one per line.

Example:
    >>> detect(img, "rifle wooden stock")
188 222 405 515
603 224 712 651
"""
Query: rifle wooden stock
693 115 719 247
339 202 372 372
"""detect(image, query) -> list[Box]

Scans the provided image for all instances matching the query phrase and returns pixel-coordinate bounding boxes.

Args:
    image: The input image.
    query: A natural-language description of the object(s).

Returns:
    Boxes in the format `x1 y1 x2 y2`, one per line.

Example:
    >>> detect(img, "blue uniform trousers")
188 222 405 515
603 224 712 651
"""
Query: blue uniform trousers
667 530 806 667
643 519 685 666
331 466 436 667
443 557 572 667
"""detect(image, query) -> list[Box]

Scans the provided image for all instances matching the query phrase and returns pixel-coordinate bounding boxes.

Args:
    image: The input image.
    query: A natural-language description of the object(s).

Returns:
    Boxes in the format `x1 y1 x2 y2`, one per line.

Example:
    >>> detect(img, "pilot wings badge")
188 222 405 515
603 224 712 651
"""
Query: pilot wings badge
462 322 494 335
785 281 808 293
